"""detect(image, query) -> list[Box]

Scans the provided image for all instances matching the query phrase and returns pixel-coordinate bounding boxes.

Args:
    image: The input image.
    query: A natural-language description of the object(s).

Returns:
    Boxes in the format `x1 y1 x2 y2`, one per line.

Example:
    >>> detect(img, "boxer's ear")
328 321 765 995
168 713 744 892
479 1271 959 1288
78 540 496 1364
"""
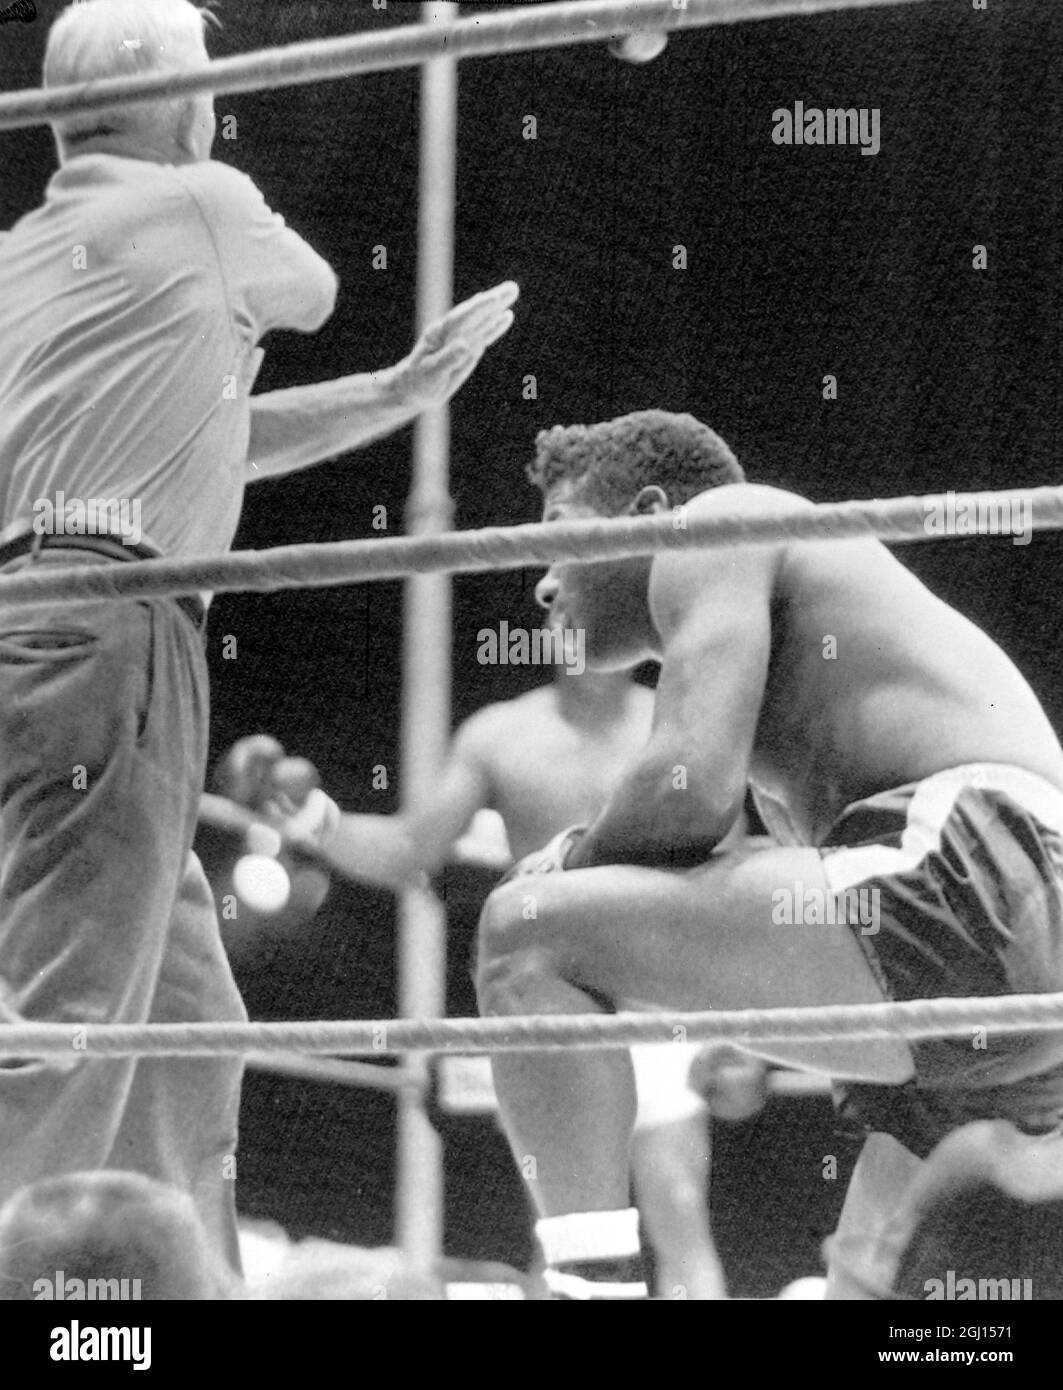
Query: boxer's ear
630 485 669 515
175 93 216 163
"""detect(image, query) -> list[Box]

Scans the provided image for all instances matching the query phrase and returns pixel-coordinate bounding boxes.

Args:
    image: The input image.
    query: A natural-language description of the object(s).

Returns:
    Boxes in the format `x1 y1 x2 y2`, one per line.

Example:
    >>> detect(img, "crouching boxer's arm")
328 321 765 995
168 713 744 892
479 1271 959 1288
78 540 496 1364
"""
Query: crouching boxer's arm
305 723 496 892
566 532 775 871
309 810 422 891
247 282 518 479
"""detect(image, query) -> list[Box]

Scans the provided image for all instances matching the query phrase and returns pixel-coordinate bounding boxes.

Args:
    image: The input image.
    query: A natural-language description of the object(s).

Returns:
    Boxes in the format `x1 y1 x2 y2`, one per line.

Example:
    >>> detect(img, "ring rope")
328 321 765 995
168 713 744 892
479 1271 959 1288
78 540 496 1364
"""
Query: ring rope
3 992 1062 1058
0 0 928 135
0 486 1058 609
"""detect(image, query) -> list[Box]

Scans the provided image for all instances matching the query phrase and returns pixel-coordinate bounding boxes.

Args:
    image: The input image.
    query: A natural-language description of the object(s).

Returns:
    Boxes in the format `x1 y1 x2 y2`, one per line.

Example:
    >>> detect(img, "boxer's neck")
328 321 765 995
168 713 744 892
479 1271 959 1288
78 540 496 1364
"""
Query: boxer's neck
553 668 638 724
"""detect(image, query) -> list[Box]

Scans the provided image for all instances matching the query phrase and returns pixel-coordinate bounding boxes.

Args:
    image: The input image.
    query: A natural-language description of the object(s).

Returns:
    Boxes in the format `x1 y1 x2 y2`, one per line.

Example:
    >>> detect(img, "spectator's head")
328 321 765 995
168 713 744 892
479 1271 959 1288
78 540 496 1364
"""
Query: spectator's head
829 1120 1063 1300
891 1121 1063 1301
0 1170 237 1300
44 0 218 165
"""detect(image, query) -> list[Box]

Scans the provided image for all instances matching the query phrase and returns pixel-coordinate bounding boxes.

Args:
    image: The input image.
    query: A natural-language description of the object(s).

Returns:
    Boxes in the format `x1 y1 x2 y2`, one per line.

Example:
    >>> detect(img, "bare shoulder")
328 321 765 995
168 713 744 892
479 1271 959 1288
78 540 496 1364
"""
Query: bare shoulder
677 481 815 521
453 686 558 762
650 484 809 631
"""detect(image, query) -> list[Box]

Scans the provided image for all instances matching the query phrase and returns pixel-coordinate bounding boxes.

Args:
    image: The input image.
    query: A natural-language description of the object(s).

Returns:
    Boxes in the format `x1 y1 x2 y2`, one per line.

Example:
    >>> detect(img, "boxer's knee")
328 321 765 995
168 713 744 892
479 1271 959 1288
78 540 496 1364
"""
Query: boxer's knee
477 943 561 1016
478 879 542 962
476 882 561 1015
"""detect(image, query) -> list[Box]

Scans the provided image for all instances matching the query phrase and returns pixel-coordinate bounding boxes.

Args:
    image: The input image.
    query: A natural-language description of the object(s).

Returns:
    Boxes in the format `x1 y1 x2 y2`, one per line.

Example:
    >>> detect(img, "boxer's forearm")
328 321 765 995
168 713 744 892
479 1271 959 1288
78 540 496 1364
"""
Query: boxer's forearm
566 762 737 871
567 818 720 870
246 371 418 479
317 812 427 891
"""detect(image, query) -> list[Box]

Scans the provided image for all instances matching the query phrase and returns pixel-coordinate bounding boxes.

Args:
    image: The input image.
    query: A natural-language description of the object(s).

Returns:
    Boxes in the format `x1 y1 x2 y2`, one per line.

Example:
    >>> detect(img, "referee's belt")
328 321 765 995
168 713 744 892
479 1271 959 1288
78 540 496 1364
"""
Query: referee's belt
0 531 206 629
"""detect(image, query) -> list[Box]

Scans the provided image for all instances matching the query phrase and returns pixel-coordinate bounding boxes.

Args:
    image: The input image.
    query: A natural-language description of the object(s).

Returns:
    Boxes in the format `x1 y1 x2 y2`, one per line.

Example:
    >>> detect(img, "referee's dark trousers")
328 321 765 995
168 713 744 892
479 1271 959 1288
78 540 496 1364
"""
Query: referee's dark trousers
0 549 247 1270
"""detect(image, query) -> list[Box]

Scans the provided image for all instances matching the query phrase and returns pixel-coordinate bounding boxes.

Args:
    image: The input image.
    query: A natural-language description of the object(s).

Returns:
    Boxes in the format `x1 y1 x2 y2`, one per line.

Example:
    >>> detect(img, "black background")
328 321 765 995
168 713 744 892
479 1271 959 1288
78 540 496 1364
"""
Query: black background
2 0 1062 1295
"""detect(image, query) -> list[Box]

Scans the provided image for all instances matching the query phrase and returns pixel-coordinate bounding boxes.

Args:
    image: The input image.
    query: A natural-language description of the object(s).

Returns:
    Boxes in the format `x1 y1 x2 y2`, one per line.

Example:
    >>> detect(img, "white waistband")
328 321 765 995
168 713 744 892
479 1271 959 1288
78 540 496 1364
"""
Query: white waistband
919 764 1063 838
823 763 1063 895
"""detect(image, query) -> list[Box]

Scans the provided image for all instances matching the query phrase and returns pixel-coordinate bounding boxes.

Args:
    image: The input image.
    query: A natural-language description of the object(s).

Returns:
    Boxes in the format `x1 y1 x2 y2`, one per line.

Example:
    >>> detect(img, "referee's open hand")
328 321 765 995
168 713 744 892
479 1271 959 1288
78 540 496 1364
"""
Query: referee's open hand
381 280 519 410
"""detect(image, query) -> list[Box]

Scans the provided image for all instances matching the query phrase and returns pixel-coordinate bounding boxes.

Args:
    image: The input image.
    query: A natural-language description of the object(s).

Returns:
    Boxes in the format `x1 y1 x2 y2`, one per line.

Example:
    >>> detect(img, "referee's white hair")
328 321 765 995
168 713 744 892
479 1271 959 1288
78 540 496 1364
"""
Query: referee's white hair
44 0 218 150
